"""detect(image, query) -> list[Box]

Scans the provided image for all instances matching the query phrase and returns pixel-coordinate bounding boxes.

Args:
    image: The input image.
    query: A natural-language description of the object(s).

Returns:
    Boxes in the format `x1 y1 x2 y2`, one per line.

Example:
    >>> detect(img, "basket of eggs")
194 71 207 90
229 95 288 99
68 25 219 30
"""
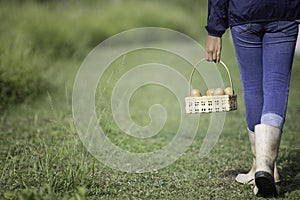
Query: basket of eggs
185 59 237 113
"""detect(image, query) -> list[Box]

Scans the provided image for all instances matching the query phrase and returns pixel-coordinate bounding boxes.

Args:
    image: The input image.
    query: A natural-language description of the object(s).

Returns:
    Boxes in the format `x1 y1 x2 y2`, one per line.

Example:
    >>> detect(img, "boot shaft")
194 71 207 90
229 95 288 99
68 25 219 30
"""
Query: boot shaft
254 124 282 176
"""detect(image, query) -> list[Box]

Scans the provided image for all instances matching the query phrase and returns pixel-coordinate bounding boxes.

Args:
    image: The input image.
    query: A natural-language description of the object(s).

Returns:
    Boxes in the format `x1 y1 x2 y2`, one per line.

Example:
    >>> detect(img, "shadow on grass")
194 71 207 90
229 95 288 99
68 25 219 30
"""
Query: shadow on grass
223 168 242 179
222 149 300 197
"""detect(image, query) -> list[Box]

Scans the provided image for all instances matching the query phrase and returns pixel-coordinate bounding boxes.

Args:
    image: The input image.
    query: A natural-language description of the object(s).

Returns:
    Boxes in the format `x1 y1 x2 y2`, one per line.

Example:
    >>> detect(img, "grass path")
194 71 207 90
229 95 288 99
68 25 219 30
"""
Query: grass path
1 45 300 199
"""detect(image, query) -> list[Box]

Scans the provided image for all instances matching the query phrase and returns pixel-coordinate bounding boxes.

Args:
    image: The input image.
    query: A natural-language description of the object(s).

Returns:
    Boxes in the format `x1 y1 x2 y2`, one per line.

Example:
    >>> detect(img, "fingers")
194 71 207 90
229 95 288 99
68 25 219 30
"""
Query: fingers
205 48 215 62
206 49 218 63
205 43 214 62
206 45 220 63
205 36 222 63
216 48 221 63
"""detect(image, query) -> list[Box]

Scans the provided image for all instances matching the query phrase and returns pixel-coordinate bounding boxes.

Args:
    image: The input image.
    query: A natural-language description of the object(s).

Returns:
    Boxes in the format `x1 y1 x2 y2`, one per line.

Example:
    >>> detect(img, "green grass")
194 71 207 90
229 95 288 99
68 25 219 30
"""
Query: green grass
0 1 300 199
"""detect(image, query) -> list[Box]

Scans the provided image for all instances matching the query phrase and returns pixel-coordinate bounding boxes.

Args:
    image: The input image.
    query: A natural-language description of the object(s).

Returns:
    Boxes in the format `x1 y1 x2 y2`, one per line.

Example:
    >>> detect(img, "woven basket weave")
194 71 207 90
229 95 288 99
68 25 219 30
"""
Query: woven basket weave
185 59 237 114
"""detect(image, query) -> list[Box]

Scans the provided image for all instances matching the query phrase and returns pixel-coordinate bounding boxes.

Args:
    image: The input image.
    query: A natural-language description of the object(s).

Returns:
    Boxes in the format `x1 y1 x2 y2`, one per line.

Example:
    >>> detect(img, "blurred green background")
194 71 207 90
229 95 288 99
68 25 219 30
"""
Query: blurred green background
0 0 209 109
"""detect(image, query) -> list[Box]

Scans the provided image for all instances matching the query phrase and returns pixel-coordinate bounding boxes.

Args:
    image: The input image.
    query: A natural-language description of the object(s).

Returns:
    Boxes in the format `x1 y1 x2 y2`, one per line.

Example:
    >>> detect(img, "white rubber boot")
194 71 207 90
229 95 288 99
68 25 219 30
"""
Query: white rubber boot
236 130 281 185
254 124 282 197
235 130 256 184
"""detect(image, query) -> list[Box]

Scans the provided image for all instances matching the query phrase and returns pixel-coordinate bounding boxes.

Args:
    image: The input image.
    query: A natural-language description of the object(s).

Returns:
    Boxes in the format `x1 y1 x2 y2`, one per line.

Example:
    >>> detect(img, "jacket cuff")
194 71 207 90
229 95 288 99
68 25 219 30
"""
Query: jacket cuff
205 26 225 37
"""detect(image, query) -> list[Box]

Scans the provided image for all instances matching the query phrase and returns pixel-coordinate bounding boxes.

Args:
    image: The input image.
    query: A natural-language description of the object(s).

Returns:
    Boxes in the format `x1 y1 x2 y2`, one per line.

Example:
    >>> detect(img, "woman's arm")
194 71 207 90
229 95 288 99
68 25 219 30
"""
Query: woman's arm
205 0 229 63
205 0 229 37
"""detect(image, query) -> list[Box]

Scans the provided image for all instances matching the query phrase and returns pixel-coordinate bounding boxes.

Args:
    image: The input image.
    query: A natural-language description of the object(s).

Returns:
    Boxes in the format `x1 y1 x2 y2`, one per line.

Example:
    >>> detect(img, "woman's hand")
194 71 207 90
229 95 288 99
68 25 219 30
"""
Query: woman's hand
206 35 222 63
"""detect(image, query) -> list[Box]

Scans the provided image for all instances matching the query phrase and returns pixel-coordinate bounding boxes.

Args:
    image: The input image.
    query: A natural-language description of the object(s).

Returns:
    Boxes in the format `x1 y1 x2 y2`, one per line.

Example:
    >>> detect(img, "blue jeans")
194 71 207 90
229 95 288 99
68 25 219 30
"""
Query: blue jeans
231 21 299 132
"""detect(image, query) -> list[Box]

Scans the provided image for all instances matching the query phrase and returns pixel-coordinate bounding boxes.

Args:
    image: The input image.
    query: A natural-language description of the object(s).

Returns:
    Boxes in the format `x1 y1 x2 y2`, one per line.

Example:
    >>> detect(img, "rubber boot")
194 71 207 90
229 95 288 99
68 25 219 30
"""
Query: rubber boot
236 130 281 185
254 124 281 197
235 129 256 184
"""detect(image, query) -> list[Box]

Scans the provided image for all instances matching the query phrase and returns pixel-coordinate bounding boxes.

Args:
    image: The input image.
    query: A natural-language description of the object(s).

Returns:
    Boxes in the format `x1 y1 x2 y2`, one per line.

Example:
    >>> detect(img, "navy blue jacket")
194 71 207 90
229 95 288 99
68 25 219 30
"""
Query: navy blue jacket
206 0 300 37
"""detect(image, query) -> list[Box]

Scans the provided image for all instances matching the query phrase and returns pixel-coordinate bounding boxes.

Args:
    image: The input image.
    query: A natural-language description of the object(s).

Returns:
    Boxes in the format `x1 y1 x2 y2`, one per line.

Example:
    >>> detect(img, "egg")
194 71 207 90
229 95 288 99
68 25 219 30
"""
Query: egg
224 87 234 96
206 88 215 96
214 88 225 96
190 89 201 97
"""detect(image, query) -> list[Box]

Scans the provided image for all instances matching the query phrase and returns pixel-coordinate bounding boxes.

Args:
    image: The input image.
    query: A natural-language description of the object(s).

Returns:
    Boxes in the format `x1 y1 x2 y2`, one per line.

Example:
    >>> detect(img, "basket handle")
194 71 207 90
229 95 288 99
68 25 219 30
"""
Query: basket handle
188 58 234 96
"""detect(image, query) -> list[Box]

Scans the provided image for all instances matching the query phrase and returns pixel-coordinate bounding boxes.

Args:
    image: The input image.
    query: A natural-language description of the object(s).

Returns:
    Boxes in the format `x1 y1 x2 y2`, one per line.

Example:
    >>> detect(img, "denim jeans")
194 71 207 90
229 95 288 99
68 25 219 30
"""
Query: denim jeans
231 21 299 131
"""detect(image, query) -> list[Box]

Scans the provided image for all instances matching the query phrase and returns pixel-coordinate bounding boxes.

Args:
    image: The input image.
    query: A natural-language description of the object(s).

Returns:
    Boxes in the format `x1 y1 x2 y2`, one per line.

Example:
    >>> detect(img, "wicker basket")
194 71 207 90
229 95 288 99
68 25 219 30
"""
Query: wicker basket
185 59 237 114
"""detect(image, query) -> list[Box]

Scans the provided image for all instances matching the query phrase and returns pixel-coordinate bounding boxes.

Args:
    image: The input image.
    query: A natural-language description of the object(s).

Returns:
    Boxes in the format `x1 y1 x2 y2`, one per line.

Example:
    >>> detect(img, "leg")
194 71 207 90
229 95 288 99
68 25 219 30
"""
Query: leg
262 21 299 127
231 23 264 132
231 23 281 187
255 21 298 197
231 24 263 184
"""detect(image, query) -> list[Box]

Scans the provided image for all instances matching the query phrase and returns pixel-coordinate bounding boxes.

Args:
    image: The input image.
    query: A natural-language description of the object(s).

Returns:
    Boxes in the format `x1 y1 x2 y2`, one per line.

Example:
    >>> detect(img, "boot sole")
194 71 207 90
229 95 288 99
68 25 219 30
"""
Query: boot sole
255 171 278 197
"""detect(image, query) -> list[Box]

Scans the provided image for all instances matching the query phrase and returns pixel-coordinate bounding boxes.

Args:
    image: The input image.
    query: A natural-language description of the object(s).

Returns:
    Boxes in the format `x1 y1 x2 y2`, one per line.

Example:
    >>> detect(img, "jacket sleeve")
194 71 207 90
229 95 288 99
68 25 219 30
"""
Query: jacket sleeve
205 0 229 37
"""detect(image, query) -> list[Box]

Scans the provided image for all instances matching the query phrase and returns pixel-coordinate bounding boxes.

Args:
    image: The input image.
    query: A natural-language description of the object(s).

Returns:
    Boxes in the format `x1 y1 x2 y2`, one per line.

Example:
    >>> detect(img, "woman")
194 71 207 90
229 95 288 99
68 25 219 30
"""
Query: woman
205 0 300 197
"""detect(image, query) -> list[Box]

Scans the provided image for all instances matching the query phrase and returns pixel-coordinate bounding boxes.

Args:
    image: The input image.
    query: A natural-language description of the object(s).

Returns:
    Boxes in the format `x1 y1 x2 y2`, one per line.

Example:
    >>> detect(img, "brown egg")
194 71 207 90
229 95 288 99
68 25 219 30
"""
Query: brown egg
214 88 225 96
206 88 215 96
224 87 234 96
190 89 201 97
